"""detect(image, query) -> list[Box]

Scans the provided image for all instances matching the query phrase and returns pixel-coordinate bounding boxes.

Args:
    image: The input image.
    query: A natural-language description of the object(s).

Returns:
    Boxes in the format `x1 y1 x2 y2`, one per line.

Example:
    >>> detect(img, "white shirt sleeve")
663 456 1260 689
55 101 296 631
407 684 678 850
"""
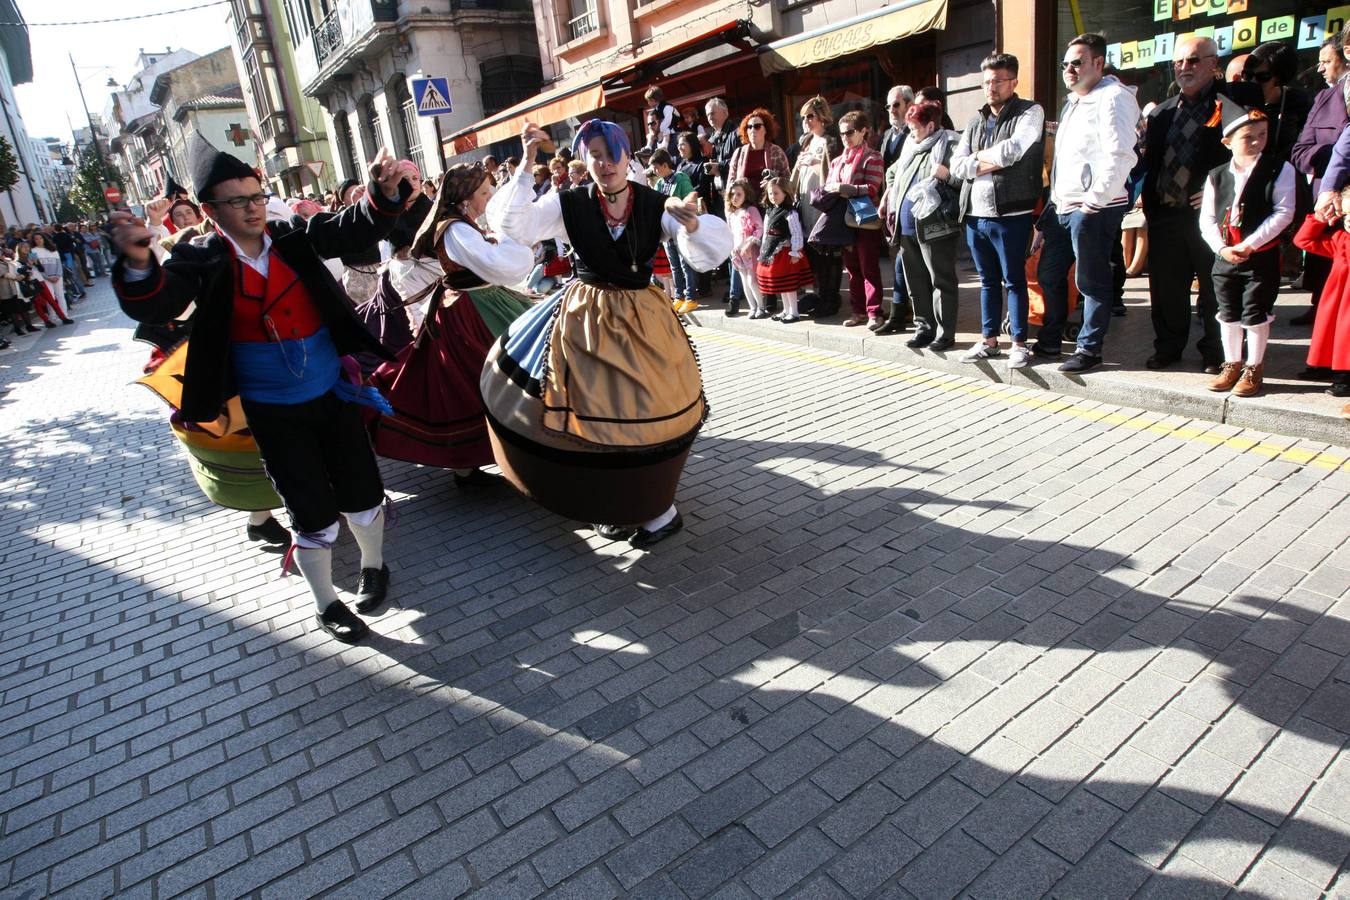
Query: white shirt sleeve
441 220 536 287
949 126 979 181
485 170 567 245
1199 175 1224 255
787 210 804 255
662 211 733 272
1239 162 1298 253
983 105 1045 170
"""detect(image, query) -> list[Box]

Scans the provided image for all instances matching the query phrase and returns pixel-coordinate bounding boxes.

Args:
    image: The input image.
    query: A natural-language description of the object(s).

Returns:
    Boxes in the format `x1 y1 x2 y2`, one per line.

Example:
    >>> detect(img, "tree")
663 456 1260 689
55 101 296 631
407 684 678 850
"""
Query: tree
0 135 19 226
68 146 120 217
55 195 82 223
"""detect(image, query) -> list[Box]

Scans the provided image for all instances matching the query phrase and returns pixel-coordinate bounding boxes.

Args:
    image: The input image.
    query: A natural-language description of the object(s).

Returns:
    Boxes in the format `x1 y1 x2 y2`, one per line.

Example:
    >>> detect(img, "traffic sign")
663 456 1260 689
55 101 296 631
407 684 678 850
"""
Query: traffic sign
305 160 325 179
411 77 452 117
103 186 122 204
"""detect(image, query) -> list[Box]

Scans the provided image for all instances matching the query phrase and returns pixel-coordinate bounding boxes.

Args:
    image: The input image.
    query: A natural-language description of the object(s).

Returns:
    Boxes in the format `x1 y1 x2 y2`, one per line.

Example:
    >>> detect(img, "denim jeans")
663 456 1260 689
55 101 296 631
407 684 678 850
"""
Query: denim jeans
965 214 1033 342
1036 205 1126 357
666 241 700 300
728 266 743 302
891 246 909 311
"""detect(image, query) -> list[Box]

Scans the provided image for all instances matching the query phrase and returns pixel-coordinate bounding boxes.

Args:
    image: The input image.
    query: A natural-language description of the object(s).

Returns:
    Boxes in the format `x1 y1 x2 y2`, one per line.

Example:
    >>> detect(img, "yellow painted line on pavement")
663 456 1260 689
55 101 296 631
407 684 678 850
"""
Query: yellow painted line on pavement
694 330 1350 473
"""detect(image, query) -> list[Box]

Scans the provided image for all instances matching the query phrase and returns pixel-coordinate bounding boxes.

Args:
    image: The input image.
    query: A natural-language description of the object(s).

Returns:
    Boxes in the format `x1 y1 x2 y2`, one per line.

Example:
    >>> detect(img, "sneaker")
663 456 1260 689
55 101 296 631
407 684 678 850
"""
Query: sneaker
960 341 1000 362
1058 351 1102 374
1007 345 1032 370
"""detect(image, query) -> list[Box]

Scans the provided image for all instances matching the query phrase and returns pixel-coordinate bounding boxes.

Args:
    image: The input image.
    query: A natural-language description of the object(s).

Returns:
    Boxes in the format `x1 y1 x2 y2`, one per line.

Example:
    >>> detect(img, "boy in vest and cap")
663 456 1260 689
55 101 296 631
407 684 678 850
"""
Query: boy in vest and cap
1199 107 1296 397
109 136 412 643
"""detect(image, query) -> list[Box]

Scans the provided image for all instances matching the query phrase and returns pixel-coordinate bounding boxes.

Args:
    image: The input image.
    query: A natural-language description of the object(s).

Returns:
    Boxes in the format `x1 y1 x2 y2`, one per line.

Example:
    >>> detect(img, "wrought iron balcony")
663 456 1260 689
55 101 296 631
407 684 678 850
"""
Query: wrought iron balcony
314 8 343 68
567 6 599 42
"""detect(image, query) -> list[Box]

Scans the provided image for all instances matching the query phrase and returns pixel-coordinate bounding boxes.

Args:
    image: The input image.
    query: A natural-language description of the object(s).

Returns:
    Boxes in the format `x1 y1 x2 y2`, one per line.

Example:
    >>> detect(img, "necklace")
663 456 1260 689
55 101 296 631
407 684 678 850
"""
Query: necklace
597 186 635 228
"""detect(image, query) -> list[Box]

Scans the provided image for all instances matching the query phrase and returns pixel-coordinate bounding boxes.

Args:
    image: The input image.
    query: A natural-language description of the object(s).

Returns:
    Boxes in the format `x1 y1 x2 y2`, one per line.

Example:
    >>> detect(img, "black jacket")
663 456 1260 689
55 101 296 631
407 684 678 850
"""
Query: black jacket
880 126 908 172
113 179 411 422
1142 81 1243 218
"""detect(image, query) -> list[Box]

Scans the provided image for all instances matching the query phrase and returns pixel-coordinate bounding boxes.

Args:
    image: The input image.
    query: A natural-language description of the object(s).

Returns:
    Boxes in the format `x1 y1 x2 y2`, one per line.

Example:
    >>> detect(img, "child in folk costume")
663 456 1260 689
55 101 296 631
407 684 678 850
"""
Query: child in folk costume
756 177 813 323
651 148 701 312
1199 109 1296 398
1294 183 1350 419
725 179 765 318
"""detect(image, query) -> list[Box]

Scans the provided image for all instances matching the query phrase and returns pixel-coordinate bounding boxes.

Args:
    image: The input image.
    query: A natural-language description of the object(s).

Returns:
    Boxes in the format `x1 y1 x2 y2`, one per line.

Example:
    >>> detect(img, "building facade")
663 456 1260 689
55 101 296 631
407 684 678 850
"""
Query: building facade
225 0 335 197
0 0 51 226
285 0 541 182
149 48 258 190
443 0 1001 162
105 49 201 208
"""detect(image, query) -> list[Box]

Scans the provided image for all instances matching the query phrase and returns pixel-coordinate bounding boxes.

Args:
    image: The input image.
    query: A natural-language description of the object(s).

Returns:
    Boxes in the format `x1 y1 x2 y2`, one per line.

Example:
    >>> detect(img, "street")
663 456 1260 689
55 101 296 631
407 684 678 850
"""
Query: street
1 280 1348 899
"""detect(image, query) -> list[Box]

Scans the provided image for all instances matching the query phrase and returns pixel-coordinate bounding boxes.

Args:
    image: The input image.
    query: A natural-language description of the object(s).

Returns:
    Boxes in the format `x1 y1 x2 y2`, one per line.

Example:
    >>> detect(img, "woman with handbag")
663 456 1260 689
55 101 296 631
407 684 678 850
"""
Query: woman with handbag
819 111 885 328
791 96 842 316
882 100 962 351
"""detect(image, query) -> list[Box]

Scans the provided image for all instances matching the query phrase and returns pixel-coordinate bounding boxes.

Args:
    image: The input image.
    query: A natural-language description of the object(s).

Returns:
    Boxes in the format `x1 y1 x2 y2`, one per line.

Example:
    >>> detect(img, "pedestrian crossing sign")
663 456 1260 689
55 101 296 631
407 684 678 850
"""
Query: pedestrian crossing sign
411 77 452 117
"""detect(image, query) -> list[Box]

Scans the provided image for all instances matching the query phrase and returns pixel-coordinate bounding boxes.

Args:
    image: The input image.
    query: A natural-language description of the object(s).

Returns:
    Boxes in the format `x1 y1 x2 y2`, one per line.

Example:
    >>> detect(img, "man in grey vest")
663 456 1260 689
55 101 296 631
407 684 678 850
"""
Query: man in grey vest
951 53 1045 370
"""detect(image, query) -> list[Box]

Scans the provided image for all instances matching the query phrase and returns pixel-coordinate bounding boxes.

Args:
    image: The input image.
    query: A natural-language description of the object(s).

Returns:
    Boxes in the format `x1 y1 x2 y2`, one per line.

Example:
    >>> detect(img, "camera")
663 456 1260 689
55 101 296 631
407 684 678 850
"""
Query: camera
702 162 714 174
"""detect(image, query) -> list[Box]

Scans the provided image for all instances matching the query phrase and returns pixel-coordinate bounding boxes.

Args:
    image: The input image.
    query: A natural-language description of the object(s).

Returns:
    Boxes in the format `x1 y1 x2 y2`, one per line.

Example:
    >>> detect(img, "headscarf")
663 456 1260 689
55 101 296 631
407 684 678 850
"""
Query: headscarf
572 119 631 165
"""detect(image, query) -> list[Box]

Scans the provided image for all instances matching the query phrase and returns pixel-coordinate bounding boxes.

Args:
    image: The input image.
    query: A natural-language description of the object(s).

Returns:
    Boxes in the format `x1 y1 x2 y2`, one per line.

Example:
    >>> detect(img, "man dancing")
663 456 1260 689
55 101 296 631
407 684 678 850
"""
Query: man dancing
110 136 411 643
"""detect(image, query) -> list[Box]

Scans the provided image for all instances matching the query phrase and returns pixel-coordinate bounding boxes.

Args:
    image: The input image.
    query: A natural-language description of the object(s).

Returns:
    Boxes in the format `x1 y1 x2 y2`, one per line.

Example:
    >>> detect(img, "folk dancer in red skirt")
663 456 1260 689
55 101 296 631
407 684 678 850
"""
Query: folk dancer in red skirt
756 177 813 323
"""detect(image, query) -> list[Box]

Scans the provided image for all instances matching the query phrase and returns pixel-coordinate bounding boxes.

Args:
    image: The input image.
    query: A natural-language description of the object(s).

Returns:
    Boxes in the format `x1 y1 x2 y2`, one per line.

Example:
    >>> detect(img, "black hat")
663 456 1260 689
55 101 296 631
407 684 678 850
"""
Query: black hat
188 134 258 202
162 175 189 199
337 177 361 204
1219 102 1267 139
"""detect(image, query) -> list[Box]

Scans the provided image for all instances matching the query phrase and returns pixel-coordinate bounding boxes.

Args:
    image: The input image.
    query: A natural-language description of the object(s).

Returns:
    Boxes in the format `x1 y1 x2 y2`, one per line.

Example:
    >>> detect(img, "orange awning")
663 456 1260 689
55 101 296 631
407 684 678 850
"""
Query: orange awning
447 20 751 157
450 81 605 156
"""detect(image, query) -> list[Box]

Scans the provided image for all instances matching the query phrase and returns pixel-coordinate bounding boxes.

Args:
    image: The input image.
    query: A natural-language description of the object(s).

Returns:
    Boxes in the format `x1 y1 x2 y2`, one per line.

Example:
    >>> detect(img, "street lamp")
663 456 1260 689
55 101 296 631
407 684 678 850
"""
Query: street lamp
69 56 118 215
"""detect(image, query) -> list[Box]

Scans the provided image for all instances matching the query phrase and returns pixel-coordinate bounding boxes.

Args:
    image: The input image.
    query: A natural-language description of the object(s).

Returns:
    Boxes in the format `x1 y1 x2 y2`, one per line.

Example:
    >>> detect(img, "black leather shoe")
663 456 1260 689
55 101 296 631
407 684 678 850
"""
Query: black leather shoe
630 512 684 549
43 322 57 329
60 318 74 325
316 600 369 643
595 524 637 540
1031 342 1062 359
928 337 956 352
1290 309 1317 326
354 565 390 613
906 332 933 348
1297 366 1331 381
1146 353 1180 370
874 317 908 336
1201 361 1224 376
453 468 501 488
246 516 290 545
1328 382 1350 397
1059 352 1102 374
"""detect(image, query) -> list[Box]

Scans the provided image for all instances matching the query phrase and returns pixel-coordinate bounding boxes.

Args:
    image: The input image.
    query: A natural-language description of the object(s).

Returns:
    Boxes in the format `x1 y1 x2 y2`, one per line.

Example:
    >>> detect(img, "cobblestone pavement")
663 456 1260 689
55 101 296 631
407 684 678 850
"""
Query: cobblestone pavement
2 281 1349 900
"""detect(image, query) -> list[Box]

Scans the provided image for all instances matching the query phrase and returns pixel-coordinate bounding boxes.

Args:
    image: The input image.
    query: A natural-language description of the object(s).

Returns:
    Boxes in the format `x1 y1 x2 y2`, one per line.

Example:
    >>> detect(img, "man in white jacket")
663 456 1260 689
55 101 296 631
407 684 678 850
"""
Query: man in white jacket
1033 32 1141 373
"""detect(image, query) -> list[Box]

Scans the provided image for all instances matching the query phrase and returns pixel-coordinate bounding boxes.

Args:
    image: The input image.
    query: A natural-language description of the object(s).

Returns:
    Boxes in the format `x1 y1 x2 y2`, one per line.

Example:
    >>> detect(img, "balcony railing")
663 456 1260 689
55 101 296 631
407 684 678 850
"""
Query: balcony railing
566 6 598 41
314 8 343 67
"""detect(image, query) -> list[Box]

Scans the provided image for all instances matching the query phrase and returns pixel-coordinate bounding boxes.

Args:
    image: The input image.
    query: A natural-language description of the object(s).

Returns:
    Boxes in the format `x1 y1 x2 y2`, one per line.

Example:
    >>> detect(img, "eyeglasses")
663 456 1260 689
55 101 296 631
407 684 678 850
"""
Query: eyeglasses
746 122 765 130
802 113 817 120
1174 54 1216 69
1244 69 1274 83
983 77 1014 85
840 128 857 136
1060 59 1085 70
215 193 272 209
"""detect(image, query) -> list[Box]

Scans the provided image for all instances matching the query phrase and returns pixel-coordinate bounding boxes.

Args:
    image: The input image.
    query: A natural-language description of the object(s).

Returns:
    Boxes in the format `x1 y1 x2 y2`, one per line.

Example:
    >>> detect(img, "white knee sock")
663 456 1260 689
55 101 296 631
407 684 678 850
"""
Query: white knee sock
344 505 385 570
640 504 678 532
247 509 272 526
293 547 339 611
781 291 799 317
1244 319 1272 367
1218 317 1244 363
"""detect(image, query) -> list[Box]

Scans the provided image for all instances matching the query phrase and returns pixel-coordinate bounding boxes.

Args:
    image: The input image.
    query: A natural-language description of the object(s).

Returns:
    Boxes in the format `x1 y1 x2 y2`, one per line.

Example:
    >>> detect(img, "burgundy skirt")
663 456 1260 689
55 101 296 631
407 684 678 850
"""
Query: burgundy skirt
366 290 496 469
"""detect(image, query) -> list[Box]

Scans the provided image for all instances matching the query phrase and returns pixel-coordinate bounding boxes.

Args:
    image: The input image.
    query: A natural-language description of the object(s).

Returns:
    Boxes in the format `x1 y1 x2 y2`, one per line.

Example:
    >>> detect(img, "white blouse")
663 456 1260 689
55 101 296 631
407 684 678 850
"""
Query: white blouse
485 170 732 273
439 219 535 289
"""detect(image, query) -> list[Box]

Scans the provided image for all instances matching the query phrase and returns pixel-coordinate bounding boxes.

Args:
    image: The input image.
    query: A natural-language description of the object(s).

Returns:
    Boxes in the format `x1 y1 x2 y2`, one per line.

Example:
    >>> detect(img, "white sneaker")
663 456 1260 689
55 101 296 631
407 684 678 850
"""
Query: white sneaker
960 341 1000 362
1008 345 1032 369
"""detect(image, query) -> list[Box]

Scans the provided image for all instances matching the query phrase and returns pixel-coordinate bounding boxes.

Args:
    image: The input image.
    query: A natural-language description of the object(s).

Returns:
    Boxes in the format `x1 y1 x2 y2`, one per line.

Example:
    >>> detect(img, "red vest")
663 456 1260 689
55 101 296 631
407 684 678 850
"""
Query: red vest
229 250 325 343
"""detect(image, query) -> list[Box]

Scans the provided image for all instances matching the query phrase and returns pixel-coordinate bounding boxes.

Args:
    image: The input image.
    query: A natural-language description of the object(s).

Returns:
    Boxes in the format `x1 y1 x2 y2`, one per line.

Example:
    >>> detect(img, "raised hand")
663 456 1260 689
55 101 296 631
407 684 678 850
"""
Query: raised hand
520 122 551 163
109 210 154 268
368 147 402 200
145 197 173 225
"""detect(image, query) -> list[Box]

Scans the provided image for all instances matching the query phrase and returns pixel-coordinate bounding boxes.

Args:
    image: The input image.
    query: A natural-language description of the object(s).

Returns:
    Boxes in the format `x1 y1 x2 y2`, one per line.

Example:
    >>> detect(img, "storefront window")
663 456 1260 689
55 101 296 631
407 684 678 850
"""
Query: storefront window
1056 0 1335 107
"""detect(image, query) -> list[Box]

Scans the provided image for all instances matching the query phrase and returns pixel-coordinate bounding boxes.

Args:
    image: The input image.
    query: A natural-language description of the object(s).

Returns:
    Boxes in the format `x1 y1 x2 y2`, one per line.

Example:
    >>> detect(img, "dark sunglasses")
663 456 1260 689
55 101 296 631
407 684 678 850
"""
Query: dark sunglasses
1060 59 1085 70
746 122 765 129
1244 69 1274 83
840 128 857 136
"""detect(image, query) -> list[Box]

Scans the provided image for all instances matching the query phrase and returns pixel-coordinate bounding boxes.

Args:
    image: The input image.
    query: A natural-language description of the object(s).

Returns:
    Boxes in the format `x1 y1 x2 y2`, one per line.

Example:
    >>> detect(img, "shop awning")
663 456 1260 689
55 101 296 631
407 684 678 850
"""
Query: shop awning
758 0 948 76
447 19 752 156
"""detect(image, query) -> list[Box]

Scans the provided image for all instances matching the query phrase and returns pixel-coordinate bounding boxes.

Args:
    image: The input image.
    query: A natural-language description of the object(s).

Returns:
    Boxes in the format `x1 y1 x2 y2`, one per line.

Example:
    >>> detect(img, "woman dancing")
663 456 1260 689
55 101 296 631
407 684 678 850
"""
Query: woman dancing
481 119 732 548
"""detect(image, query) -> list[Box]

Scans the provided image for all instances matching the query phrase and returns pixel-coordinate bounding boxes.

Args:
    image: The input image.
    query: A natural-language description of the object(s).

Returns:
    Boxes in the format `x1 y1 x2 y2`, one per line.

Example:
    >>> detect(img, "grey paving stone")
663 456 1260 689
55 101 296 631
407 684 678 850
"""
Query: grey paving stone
742 826 838 898
605 817 700 890
668 825 766 899
532 816 625 887
891 776 982 847
968 839 1072 900
682 771 772 838
827 823 920 896
1109 790 1203 867
961 781 1054 854
896 827 995 900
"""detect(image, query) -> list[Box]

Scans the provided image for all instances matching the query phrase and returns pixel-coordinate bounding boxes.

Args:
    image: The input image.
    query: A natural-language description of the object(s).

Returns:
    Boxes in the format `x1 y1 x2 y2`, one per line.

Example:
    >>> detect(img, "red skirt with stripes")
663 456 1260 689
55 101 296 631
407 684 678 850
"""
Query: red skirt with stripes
756 250 813 293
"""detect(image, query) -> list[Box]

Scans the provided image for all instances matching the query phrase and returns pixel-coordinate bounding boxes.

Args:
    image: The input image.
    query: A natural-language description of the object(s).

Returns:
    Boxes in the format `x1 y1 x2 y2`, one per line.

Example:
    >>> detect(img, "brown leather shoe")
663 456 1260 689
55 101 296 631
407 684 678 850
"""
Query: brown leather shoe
1340 401 1350 421
1207 361 1244 392
1231 363 1264 397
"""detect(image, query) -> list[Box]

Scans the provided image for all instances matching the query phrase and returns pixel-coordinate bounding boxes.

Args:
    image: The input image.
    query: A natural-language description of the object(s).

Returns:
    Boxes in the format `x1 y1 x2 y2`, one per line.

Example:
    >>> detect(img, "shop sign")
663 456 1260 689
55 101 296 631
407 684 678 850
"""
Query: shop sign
758 0 948 75
1110 2 1345 69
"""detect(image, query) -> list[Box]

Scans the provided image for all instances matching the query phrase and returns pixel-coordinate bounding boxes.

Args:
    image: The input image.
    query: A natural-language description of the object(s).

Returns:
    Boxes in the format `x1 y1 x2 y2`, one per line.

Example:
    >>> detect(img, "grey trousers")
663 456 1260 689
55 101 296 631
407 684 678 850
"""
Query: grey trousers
899 233 959 341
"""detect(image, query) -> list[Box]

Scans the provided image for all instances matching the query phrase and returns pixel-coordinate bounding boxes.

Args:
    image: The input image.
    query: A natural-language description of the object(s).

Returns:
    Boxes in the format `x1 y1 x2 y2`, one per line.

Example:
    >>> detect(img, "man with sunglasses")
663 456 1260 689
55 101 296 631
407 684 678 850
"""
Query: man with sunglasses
1033 34 1139 373
109 135 413 644
1141 35 1247 373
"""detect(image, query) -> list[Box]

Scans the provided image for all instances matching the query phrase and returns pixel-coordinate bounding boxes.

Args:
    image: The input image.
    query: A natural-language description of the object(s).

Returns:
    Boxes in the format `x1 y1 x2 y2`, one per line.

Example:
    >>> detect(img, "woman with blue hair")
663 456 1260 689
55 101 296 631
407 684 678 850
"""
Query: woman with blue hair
482 118 733 548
